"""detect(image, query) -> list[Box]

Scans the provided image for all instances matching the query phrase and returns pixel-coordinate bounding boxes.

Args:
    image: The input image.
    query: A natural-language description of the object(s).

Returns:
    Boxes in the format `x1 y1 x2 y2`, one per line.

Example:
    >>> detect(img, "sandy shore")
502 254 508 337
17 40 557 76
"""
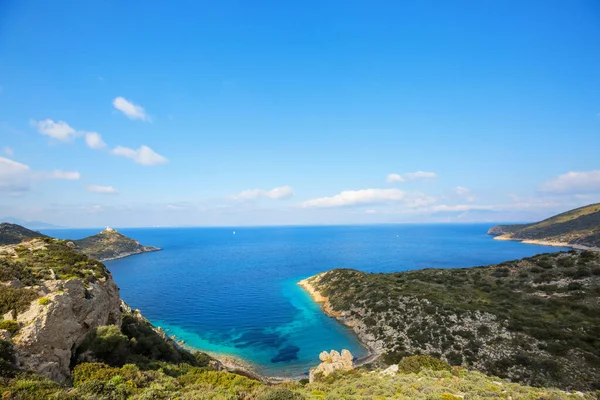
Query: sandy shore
176 342 304 383
298 276 381 366
493 235 600 252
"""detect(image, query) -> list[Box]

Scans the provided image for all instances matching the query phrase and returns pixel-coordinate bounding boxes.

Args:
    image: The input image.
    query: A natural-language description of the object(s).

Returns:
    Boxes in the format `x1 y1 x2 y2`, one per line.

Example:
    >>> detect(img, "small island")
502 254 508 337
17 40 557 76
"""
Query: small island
73 227 161 262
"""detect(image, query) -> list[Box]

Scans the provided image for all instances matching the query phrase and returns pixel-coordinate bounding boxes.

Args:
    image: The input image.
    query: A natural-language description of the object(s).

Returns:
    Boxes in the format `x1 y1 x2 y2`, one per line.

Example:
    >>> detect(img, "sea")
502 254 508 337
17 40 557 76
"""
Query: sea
43 224 569 377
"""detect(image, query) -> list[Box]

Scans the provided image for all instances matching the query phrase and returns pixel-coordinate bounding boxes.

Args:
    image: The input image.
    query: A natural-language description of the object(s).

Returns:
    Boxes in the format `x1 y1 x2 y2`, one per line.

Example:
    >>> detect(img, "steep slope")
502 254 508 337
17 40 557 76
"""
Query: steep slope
73 227 160 261
0 238 211 384
0 223 47 245
488 203 600 249
300 250 600 391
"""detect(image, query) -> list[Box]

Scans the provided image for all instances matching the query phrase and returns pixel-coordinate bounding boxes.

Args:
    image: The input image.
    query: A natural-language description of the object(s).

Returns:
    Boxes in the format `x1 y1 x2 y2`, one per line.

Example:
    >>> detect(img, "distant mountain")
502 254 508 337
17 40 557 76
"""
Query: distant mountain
0 217 64 230
487 203 600 249
73 226 161 261
0 222 48 245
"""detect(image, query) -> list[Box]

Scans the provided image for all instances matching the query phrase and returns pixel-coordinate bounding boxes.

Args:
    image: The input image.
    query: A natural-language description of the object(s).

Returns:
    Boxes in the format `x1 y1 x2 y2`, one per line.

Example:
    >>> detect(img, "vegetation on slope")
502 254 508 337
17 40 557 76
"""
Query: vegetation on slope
488 203 600 247
0 224 47 246
1 353 596 399
306 250 600 391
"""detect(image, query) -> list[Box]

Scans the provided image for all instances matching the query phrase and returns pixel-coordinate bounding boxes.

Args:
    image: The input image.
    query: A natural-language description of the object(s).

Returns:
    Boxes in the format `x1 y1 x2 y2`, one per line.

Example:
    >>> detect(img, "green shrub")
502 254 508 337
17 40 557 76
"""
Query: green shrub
257 388 305 400
0 286 38 315
37 297 50 306
398 355 451 374
73 362 122 386
0 320 19 334
80 325 130 366
0 339 16 377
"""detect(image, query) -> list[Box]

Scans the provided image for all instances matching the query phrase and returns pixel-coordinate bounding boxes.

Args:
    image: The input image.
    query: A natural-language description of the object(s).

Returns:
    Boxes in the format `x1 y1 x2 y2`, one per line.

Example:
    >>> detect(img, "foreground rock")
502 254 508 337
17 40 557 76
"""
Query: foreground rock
73 226 161 261
13 277 121 382
0 239 121 382
309 349 354 382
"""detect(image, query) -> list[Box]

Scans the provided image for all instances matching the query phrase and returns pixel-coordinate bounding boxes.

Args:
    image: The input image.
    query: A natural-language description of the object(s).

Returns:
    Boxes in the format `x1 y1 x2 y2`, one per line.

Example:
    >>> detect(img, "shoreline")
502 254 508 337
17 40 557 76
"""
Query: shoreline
493 235 600 252
298 277 381 367
174 340 306 384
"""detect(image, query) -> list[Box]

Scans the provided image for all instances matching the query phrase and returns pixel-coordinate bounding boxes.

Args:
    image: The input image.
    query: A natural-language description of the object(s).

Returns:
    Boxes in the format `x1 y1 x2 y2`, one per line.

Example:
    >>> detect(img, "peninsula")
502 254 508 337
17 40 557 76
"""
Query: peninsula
487 203 600 250
299 249 600 391
73 226 161 261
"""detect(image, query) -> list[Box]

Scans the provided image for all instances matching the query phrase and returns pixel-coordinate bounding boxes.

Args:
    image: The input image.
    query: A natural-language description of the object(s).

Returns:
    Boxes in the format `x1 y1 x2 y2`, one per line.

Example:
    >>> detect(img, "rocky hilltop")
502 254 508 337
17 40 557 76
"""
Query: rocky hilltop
488 203 600 250
300 250 600 391
0 223 47 245
73 227 161 261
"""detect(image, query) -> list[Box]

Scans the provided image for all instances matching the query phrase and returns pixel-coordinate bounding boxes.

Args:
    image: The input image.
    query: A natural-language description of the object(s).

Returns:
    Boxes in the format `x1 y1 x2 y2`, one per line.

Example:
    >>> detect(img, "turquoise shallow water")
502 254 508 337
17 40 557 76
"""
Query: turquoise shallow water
44 224 569 376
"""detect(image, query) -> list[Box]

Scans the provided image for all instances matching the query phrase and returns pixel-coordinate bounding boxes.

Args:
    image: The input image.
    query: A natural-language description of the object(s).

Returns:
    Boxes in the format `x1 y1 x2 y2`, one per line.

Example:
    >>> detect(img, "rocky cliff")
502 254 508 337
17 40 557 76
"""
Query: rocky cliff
0 239 122 382
73 227 161 261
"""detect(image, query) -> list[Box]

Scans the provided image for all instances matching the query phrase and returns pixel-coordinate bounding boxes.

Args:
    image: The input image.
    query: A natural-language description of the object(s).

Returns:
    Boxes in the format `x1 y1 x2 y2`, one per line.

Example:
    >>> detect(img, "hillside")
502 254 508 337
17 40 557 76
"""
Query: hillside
73 227 161 261
300 250 600 391
487 203 600 249
0 223 47 246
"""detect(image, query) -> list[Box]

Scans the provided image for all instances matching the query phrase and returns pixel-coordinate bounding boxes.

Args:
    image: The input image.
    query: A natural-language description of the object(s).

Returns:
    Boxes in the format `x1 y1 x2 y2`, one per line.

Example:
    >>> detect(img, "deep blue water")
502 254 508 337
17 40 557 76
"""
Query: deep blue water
43 224 569 376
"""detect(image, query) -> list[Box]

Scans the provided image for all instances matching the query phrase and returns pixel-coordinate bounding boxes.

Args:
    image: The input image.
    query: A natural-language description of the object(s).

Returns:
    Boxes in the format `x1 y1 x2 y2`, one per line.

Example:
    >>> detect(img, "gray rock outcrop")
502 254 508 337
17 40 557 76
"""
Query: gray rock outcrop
309 349 354 382
12 276 122 383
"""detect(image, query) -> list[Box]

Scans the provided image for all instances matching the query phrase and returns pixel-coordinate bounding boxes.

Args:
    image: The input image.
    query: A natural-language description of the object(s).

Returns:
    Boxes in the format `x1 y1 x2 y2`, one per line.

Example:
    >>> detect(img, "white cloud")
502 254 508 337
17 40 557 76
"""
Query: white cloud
365 209 377 214
0 156 30 193
31 119 76 141
84 132 106 149
111 145 168 166
404 171 437 180
44 170 81 180
540 170 600 194
430 204 494 212
454 186 476 202
234 186 295 200
3 147 13 156
113 97 149 121
386 173 404 183
387 171 437 183
301 188 408 208
87 185 118 194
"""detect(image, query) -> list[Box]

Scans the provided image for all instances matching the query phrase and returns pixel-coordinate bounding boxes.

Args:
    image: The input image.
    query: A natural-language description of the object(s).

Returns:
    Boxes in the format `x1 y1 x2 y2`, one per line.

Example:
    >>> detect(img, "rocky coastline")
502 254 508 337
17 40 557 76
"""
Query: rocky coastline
298 276 382 366
492 234 600 252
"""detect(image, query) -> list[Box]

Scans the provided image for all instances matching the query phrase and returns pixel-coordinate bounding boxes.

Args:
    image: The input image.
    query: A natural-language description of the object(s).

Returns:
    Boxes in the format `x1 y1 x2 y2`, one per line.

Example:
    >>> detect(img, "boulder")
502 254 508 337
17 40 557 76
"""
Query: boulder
309 349 354 382
11 277 122 383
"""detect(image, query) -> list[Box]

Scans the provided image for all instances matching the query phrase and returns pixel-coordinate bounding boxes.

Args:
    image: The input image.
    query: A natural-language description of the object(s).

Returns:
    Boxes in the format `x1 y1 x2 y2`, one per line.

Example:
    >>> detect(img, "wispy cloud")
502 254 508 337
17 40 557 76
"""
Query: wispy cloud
113 97 149 121
84 132 107 149
31 119 76 141
0 156 31 193
234 186 295 200
387 171 437 183
111 145 168 166
87 185 118 194
39 170 81 180
454 186 476 202
302 188 409 208
2 147 13 156
540 170 600 194
386 173 404 183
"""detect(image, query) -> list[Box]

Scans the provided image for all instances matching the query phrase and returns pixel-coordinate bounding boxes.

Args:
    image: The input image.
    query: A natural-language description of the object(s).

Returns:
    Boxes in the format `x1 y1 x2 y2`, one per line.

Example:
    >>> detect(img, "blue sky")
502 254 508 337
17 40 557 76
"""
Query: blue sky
1 0 599 227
